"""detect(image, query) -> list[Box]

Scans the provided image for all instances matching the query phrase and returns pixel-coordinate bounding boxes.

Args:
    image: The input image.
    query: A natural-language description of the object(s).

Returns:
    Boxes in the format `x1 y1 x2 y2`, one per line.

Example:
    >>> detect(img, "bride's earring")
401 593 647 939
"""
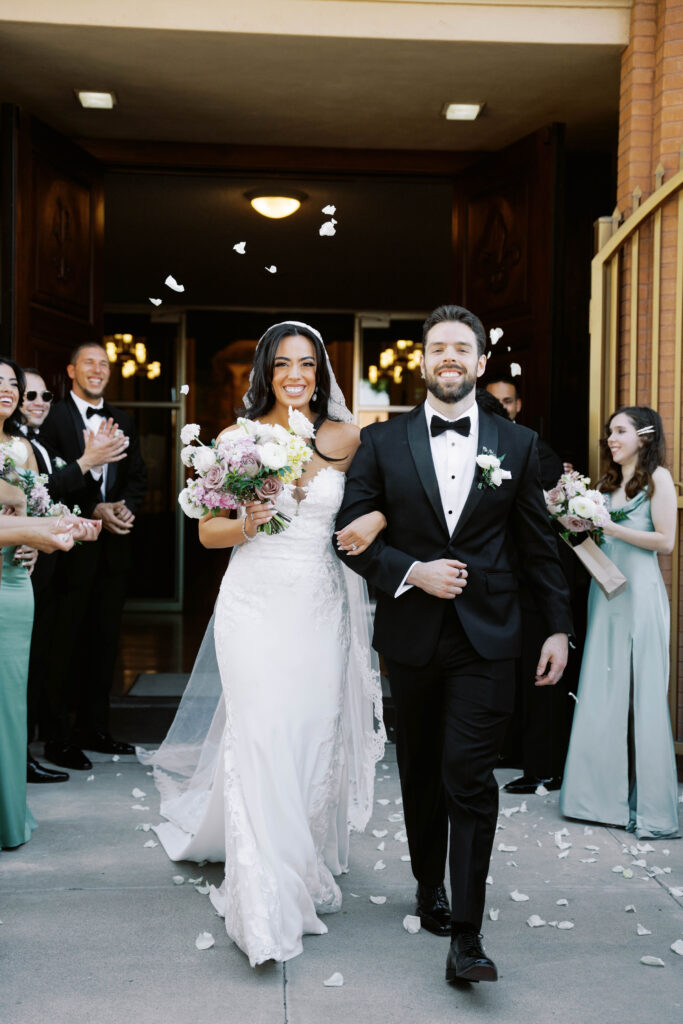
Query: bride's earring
312 388 318 401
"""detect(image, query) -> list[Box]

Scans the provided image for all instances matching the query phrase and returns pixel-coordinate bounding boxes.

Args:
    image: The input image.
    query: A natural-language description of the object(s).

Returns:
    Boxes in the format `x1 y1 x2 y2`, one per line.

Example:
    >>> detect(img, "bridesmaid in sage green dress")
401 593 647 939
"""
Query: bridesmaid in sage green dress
0 357 40 849
560 407 680 840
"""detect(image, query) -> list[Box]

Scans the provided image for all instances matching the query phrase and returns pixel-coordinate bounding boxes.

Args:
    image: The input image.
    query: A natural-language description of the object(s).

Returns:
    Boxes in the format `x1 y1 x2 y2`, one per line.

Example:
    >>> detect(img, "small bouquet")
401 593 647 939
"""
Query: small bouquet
177 407 315 534
545 471 627 599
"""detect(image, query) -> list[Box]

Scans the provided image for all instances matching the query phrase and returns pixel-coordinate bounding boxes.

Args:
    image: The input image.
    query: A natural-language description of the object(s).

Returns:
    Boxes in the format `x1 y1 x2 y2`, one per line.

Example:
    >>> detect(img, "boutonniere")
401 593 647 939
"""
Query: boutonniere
476 448 512 490
53 456 67 469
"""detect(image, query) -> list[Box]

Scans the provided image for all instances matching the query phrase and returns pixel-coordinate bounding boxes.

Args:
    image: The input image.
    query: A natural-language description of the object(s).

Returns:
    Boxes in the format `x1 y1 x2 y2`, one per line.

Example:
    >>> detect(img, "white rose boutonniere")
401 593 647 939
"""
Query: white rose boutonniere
476 448 512 490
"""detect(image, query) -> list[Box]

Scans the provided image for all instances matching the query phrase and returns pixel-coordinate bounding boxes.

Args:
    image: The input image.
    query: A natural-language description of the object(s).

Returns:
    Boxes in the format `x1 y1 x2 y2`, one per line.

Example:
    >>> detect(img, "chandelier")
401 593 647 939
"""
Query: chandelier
104 333 161 380
368 338 422 387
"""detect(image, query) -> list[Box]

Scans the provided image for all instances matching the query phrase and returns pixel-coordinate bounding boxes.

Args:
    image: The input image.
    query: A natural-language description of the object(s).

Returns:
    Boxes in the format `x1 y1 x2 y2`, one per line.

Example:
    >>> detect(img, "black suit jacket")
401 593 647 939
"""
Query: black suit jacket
335 405 573 667
40 395 147 518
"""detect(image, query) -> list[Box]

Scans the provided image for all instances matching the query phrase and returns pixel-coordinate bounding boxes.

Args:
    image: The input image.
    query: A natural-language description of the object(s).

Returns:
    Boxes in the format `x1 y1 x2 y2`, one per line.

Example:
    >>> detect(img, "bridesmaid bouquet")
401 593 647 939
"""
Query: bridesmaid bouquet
545 471 627 599
177 407 315 534
0 440 74 517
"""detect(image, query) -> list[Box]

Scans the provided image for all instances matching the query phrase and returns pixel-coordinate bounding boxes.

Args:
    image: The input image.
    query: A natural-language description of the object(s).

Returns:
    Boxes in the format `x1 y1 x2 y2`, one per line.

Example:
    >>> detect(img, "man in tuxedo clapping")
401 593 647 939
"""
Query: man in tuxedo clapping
39 345 147 771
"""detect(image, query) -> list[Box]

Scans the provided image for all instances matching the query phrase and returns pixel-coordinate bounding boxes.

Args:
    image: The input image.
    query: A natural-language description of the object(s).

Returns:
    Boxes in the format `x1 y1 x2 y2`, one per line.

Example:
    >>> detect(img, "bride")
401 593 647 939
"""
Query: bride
140 321 386 966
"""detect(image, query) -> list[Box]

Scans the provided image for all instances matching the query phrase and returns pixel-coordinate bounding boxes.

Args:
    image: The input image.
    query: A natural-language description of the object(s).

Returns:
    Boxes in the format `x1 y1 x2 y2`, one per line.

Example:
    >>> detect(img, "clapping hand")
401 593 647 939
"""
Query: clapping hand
80 418 129 470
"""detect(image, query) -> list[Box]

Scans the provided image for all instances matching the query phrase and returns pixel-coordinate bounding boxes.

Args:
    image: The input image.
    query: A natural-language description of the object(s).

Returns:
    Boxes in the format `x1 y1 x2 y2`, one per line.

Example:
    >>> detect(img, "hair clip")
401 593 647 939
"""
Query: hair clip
636 425 655 435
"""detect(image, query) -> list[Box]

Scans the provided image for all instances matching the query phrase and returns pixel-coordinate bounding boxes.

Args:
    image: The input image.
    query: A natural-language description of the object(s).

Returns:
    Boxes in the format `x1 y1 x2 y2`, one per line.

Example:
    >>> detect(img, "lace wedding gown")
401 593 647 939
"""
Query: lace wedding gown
141 467 384 965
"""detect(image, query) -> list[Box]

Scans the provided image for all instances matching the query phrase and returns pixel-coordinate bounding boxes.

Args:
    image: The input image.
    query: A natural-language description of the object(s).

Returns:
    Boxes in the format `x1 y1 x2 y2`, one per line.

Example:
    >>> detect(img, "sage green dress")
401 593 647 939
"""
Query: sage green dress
0 544 37 849
560 491 680 839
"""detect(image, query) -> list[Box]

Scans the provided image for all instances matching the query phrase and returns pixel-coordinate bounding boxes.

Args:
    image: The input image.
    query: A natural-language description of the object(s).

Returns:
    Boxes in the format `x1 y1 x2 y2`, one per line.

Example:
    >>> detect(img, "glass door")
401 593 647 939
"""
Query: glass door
353 313 428 424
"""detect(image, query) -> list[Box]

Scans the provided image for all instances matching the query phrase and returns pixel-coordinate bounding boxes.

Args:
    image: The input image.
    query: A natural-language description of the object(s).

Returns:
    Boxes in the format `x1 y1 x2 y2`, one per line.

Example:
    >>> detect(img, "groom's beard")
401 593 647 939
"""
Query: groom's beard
424 365 477 406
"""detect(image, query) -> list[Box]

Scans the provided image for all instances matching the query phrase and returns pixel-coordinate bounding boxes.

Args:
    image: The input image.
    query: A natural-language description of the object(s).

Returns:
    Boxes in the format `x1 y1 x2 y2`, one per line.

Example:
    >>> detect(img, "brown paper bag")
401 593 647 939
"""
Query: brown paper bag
564 535 627 599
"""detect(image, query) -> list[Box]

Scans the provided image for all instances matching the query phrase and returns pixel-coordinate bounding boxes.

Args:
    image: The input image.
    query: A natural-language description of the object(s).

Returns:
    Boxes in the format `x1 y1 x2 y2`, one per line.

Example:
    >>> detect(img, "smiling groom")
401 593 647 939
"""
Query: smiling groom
336 304 572 983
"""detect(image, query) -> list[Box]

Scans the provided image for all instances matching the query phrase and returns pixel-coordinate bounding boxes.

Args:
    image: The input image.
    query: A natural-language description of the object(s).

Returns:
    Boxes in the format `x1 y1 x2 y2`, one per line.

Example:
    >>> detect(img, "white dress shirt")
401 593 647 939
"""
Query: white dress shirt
395 396 478 597
71 390 107 499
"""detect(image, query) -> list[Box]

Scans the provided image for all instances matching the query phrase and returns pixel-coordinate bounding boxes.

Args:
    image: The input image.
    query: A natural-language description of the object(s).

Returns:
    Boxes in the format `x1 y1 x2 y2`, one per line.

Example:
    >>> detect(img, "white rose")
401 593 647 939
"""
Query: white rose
271 424 291 446
5 439 28 465
476 453 500 471
180 423 201 445
180 445 195 468
288 406 316 439
192 446 218 474
257 442 288 471
236 417 262 438
178 487 202 519
569 495 596 519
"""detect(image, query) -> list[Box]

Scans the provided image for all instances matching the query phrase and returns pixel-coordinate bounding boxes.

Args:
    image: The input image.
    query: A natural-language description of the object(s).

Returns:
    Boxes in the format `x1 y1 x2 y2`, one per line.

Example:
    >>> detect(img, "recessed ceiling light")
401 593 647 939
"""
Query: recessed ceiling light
442 103 484 121
75 90 117 110
245 189 308 219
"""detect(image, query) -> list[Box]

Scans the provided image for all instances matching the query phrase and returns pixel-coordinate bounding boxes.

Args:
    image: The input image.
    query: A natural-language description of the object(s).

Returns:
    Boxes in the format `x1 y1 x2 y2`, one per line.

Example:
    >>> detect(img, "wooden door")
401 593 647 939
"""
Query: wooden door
1 106 104 391
452 125 563 442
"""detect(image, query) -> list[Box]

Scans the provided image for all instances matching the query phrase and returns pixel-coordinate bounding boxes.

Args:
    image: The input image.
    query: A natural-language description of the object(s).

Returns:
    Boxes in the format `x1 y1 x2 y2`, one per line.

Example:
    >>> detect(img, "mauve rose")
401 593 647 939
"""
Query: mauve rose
203 463 226 489
255 475 283 500
558 514 590 533
546 486 564 506
240 453 261 478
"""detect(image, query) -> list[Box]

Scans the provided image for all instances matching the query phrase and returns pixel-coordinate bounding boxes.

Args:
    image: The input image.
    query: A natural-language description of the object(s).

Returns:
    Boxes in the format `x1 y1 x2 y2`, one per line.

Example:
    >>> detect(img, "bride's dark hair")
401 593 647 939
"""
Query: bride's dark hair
0 356 26 437
239 322 344 462
598 405 666 499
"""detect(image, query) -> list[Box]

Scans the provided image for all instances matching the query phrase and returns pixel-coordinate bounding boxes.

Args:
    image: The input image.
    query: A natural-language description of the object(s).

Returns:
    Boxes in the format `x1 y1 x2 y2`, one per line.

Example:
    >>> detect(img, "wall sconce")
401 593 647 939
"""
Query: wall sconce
245 188 308 219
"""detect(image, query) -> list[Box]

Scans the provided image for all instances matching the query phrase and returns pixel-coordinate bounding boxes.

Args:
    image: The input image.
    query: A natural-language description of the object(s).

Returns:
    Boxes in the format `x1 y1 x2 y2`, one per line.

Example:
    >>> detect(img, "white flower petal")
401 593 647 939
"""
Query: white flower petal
323 972 344 987
172 876 185 885
265 265 277 274
149 297 162 306
557 921 575 930
86 774 94 781
388 813 404 823
535 784 549 795
369 896 387 905
393 829 408 843
195 932 215 950
502 806 520 818
401 854 411 862
372 829 388 838
612 865 625 873
558 850 570 859
376 842 386 852
187 876 203 885
319 220 337 236
376 798 390 806
233 241 246 254
322 205 336 215
636 923 652 935
131 804 150 811
580 858 597 863
349 893 359 898
373 859 386 871
623 869 634 879
489 327 504 345
624 904 636 912
510 890 529 902
131 788 146 799
527 915 546 928
134 823 152 832
668 886 683 897
510 362 522 377
180 384 190 395
640 956 665 967
165 275 185 292
556 898 569 906
112 755 120 762
486 875 493 885
143 839 158 848
498 844 518 853
671 939 683 956
195 883 211 895
489 908 500 921
584 845 600 852
403 915 421 934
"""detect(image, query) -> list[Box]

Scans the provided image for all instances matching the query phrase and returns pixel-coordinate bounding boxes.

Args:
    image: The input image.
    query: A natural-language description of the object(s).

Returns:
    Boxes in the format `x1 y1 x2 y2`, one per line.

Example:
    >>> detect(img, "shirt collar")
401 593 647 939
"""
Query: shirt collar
71 391 104 418
424 394 478 432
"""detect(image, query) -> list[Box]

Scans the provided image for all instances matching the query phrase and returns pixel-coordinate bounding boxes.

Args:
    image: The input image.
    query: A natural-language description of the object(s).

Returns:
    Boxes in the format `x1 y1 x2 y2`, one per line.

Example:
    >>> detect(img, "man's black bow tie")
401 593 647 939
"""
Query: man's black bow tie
430 415 471 438
24 426 39 441
86 405 104 419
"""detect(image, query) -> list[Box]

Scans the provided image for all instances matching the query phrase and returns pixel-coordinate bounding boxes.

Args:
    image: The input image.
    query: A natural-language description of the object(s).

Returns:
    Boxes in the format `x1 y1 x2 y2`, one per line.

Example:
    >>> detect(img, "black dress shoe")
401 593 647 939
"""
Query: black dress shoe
503 774 562 794
74 732 135 756
416 883 452 936
446 931 498 983
44 742 92 771
27 755 69 783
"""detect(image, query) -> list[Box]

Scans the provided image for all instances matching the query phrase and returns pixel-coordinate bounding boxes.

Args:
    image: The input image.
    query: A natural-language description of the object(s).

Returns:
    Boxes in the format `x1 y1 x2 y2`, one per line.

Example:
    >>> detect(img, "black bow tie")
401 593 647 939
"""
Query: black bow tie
86 405 104 419
26 427 39 440
430 415 471 439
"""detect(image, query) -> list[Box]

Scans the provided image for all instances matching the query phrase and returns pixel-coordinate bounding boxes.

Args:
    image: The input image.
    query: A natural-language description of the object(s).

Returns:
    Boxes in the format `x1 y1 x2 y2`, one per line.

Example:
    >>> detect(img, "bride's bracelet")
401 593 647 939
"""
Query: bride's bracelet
241 515 256 543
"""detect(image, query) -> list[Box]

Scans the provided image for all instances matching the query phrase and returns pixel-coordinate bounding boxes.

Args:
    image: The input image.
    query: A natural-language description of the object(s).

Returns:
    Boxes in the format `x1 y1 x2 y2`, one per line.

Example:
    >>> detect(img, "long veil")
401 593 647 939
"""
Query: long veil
138 320 385 835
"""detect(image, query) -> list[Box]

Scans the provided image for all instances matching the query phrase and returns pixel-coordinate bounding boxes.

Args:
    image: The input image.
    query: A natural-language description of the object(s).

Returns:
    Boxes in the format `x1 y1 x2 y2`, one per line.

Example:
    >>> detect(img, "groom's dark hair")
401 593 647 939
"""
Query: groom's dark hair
422 305 487 357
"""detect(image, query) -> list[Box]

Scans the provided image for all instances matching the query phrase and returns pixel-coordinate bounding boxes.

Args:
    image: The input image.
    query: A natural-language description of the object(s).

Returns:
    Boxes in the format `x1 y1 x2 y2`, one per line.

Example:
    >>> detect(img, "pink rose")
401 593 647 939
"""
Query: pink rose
203 463 226 490
546 486 564 507
255 475 283 500
557 514 591 534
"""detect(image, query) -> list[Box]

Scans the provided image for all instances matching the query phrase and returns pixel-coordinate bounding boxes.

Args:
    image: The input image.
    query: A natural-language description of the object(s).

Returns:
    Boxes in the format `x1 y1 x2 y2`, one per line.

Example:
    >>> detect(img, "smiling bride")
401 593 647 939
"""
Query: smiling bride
140 321 386 965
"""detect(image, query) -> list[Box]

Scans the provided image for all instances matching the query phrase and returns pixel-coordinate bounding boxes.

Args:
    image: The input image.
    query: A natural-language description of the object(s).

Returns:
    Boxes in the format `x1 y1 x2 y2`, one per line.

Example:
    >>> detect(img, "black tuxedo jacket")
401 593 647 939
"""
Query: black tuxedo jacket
40 395 147 518
335 404 573 667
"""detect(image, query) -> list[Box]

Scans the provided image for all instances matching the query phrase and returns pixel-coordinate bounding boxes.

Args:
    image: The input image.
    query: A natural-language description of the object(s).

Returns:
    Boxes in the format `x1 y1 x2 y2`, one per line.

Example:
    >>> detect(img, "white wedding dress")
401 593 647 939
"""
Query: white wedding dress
140 467 384 966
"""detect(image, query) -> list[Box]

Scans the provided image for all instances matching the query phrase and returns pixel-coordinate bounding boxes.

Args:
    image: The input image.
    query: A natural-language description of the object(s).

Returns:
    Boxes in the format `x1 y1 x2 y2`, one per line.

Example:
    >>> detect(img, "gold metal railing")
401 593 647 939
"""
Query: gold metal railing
589 165 683 750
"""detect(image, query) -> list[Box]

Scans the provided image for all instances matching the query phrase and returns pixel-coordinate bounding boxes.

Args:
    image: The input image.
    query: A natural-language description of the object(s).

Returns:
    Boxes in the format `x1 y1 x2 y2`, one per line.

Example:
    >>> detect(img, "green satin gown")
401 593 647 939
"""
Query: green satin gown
560 491 680 839
0 545 37 849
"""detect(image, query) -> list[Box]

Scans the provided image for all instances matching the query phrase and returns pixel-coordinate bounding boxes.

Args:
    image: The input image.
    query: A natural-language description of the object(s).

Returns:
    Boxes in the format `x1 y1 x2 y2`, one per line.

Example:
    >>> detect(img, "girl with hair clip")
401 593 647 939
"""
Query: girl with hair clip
560 406 680 839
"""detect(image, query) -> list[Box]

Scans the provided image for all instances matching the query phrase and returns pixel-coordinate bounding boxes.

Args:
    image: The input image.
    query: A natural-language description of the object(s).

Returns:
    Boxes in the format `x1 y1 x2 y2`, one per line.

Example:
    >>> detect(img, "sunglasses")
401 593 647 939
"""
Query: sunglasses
25 390 54 402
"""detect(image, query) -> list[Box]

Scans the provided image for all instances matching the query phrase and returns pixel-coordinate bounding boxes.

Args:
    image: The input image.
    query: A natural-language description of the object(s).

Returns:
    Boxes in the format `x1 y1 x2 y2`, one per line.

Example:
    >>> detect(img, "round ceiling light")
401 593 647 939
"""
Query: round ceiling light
245 189 308 219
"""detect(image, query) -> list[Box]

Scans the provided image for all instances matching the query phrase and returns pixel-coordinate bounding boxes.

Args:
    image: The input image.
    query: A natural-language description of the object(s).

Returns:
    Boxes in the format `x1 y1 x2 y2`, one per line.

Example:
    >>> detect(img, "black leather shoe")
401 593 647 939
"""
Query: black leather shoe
416 883 452 936
446 931 498 983
44 742 92 771
74 732 135 756
503 774 562 794
27 755 69 783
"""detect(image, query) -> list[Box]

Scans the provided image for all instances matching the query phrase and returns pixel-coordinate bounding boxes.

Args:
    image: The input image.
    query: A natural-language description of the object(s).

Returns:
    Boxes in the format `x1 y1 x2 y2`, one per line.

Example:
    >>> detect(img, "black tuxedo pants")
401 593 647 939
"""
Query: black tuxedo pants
385 605 514 931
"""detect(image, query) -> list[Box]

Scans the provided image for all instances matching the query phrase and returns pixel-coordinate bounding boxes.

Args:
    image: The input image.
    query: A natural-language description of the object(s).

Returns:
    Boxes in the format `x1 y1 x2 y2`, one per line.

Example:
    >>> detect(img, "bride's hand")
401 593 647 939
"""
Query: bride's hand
336 511 387 556
244 500 275 535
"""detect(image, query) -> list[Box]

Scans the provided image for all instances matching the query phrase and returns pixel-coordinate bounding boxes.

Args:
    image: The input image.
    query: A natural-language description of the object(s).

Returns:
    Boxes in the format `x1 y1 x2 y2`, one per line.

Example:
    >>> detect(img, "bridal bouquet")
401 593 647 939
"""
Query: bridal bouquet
0 439 64 516
545 470 627 599
177 407 315 534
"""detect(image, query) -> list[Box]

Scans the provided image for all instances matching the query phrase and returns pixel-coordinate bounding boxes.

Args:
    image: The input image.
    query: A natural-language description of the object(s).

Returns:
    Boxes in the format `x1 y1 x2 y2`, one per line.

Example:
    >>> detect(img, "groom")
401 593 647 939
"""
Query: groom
336 304 572 983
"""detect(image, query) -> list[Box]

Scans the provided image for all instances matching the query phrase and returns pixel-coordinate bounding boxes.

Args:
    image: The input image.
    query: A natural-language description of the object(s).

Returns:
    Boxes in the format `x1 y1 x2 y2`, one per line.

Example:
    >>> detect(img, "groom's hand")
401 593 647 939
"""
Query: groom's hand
407 559 468 599
535 633 569 686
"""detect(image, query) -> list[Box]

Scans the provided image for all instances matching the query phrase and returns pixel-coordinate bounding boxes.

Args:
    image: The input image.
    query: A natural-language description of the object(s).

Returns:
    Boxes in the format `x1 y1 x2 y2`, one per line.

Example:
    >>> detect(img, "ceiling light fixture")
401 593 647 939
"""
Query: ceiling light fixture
442 102 484 121
75 90 117 110
245 189 308 219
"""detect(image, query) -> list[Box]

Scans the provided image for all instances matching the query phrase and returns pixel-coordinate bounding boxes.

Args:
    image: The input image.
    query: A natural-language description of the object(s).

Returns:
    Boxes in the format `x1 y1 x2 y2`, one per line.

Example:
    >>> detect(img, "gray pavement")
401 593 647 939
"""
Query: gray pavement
2 747 682 1024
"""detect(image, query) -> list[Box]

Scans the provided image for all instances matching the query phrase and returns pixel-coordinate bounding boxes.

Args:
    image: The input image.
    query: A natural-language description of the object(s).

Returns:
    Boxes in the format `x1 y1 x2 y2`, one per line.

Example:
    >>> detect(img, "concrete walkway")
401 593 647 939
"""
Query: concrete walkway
2 746 682 1024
